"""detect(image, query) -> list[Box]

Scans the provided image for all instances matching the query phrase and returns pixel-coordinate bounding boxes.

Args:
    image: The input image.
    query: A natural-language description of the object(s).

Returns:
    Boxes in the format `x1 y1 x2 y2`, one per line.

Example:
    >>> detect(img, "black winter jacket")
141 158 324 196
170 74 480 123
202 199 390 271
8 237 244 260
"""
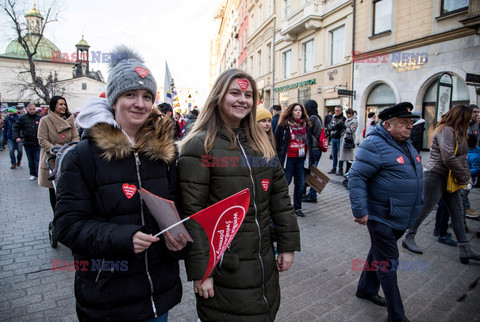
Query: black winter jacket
327 114 346 139
54 112 188 321
13 113 42 146
178 129 300 321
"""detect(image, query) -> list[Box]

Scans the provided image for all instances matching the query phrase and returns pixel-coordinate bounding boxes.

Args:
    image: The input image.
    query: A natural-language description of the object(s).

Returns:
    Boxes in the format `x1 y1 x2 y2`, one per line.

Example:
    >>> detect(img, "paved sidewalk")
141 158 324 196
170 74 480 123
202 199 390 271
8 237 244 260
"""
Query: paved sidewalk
0 146 479 321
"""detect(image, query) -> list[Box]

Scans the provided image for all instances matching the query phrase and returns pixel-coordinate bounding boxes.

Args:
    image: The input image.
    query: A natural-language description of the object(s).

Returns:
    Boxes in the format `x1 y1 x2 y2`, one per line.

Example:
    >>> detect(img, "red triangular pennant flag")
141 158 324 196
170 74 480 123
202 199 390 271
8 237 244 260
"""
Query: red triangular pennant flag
190 188 249 284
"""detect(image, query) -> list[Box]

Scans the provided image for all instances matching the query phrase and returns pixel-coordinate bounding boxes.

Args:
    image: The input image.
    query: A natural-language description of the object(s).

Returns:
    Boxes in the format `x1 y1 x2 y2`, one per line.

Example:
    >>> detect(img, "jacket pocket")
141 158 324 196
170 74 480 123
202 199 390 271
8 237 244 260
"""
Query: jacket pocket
388 198 409 227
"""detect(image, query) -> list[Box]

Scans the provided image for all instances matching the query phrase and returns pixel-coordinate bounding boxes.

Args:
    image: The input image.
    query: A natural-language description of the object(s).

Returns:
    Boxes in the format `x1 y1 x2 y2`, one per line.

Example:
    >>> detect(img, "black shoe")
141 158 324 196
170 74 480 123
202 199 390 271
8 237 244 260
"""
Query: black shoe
327 169 336 174
355 290 386 307
336 171 344 176
295 209 305 217
433 229 439 237
303 196 317 203
388 316 410 322
438 235 458 246
476 230 480 239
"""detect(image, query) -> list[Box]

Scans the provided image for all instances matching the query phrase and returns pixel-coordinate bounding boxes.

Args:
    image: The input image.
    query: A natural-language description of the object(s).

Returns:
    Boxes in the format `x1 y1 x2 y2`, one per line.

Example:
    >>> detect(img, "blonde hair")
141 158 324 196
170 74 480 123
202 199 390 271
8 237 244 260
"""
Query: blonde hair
180 69 275 159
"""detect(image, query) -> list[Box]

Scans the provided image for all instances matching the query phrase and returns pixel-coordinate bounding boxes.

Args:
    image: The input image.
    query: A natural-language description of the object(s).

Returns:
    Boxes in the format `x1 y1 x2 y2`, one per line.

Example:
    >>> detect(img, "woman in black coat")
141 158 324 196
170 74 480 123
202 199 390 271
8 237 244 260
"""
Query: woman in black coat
274 103 314 217
54 47 188 321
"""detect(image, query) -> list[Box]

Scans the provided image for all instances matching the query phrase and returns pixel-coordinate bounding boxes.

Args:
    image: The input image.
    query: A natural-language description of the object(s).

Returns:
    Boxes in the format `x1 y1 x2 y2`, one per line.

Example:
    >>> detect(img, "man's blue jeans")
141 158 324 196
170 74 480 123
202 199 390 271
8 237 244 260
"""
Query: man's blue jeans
331 138 343 171
307 149 322 199
285 157 306 210
24 145 40 176
7 139 22 165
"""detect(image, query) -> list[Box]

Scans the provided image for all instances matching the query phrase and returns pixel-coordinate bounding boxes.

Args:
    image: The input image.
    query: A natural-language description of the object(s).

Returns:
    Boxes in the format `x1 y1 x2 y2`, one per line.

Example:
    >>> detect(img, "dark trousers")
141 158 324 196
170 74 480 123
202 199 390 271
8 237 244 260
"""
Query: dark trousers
357 220 405 320
331 138 343 171
285 157 306 210
435 200 450 237
24 145 40 177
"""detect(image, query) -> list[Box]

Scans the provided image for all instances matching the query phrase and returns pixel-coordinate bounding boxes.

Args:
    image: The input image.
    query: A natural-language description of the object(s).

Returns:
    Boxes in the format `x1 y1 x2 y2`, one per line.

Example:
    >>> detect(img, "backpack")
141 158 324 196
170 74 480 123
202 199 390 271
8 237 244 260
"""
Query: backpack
49 140 95 191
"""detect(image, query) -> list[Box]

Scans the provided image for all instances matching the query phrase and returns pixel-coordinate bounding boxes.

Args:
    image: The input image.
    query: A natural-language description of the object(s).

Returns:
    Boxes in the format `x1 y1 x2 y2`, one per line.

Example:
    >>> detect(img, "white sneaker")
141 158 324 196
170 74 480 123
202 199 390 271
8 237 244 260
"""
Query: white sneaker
28 175 36 181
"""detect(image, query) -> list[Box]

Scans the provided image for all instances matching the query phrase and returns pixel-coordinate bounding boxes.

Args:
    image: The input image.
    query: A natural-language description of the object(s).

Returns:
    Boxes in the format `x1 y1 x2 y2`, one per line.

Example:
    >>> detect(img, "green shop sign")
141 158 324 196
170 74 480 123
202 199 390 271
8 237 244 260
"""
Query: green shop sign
274 79 316 93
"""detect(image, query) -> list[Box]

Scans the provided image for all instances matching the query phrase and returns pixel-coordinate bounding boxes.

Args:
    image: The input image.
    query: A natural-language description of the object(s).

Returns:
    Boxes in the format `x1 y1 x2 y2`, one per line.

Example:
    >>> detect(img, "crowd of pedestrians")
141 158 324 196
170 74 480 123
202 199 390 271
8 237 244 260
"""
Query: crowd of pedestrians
2 53 480 321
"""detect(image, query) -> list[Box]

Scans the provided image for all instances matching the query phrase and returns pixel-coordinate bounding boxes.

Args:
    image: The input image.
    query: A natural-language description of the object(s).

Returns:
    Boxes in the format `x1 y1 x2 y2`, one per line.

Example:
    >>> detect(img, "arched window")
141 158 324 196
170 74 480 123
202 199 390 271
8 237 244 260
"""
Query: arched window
422 74 469 149
365 83 395 125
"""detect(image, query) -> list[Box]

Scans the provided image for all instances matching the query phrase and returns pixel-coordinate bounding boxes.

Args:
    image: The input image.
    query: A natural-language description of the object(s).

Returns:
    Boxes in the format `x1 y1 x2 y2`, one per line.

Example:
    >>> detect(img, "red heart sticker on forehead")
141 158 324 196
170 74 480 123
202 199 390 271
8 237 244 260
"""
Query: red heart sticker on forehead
134 67 149 78
237 79 249 91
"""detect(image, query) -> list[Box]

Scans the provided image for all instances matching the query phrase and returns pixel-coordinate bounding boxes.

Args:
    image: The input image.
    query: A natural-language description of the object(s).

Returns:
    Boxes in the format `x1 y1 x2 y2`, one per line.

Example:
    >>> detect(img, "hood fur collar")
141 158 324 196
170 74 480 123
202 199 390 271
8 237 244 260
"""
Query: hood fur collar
88 110 175 163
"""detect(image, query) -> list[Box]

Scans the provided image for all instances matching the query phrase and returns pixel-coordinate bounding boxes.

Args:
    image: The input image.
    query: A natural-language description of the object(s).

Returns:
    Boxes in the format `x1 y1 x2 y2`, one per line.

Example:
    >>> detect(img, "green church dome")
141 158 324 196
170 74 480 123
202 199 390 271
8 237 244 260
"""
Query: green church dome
4 34 61 61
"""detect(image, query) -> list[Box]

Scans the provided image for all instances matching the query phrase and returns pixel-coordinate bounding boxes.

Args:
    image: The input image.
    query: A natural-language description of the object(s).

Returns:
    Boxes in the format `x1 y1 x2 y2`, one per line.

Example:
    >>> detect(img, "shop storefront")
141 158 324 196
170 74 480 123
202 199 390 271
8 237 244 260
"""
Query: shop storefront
353 35 479 149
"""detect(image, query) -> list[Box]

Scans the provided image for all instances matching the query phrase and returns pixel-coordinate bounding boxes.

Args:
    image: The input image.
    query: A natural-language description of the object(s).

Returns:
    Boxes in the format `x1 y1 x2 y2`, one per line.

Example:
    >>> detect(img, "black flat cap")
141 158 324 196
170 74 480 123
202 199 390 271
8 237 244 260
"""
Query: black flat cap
378 102 419 121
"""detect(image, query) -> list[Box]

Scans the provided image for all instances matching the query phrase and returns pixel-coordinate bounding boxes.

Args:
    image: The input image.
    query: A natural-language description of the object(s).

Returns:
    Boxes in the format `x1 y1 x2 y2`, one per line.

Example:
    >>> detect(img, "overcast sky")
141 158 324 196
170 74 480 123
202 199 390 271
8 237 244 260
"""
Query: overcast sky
0 0 221 105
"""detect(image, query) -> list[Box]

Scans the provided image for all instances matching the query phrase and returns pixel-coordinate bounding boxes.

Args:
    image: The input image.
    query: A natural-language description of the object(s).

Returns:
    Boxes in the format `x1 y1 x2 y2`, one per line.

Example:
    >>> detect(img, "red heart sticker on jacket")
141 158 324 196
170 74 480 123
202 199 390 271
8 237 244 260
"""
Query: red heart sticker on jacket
60 134 66 139
134 67 149 78
122 183 137 199
237 79 249 91
416 156 421 163
261 179 270 191
396 156 405 164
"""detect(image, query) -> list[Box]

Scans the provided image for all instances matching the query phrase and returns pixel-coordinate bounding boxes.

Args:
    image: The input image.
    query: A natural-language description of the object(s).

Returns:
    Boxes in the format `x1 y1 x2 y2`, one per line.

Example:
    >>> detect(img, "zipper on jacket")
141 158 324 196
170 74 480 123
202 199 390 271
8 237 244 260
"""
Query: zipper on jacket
94 258 105 283
134 152 158 318
236 135 272 321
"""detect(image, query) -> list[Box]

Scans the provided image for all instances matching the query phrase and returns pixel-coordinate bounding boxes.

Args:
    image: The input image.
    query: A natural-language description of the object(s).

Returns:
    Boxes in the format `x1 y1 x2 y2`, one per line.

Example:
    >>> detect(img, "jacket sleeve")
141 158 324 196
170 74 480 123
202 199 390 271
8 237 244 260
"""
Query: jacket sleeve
274 125 285 152
165 159 192 260
269 162 301 253
178 137 211 280
38 117 54 153
54 147 142 259
348 140 382 218
12 117 22 140
437 128 471 184
310 116 322 141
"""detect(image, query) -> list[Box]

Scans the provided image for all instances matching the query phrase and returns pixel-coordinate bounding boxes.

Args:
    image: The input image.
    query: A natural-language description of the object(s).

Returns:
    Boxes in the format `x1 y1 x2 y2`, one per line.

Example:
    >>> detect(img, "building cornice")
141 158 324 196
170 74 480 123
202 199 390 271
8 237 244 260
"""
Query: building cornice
354 27 477 59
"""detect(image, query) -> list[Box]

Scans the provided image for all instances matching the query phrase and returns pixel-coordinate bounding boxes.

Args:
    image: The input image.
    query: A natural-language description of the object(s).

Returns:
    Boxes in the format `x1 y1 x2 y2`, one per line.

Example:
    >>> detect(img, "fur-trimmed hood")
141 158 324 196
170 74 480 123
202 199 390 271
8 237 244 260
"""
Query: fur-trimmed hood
78 98 175 163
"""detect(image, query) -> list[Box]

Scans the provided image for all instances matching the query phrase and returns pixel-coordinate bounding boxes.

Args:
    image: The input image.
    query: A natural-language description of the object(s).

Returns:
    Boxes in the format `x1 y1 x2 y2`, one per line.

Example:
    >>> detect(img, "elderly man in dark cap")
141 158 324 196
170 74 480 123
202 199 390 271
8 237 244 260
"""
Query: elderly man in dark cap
348 102 422 322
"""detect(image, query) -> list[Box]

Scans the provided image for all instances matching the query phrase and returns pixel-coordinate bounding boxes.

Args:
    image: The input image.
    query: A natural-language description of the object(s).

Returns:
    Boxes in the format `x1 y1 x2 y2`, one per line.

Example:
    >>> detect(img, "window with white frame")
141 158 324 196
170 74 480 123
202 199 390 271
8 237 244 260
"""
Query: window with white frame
441 0 468 15
330 25 345 65
284 0 291 18
373 0 392 35
267 43 272 72
258 4 262 26
250 56 254 76
258 50 262 76
303 40 314 73
283 50 291 79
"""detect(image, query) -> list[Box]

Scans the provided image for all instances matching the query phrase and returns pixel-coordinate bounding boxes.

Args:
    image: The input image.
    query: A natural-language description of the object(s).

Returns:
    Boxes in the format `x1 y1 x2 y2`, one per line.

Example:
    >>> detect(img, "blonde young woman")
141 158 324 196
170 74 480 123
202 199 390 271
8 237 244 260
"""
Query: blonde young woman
178 68 300 321
257 107 275 146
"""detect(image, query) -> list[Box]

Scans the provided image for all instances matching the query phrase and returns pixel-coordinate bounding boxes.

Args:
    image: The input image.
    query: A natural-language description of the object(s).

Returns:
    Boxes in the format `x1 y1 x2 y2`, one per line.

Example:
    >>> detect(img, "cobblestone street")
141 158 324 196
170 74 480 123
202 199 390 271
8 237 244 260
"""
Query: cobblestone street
1 147 479 321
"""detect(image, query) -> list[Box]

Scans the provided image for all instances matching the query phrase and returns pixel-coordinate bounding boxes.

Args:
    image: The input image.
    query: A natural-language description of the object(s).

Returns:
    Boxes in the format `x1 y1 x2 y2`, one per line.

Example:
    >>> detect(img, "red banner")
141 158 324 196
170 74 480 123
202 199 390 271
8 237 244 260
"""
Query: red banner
190 188 250 284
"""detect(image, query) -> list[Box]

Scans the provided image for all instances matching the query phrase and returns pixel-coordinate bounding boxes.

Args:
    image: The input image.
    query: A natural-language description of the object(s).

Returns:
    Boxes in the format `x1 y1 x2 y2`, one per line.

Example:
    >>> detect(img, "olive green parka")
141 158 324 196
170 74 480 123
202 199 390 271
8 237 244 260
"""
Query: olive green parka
178 129 301 321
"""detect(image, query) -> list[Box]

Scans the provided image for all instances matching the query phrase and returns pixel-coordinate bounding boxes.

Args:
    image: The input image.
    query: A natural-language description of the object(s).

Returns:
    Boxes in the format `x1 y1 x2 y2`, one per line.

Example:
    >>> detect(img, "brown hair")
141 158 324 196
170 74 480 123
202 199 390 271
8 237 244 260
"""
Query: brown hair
278 103 312 127
180 69 275 159
435 104 472 139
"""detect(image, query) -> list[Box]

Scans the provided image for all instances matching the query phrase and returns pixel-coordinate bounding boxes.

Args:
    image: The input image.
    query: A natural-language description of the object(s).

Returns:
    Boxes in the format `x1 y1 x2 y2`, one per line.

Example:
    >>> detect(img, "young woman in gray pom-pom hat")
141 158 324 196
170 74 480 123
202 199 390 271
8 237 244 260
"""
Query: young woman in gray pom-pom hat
53 46 189 321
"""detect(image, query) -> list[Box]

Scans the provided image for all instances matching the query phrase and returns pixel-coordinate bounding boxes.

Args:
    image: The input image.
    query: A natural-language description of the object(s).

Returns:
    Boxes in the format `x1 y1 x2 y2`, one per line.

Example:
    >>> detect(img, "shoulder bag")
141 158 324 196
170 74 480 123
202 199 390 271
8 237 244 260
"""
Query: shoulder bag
446 140 466 193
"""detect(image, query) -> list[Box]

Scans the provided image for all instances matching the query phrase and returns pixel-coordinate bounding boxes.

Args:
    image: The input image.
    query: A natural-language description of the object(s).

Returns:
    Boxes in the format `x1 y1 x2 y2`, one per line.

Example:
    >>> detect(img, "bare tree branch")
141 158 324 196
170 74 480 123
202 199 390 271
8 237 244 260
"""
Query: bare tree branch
0 0 64 104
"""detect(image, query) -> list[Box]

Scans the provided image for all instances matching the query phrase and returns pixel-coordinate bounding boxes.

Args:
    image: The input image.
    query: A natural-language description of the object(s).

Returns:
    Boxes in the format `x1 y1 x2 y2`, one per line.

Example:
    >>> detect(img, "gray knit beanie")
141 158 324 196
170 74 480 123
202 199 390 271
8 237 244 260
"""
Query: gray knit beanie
106 45 157 106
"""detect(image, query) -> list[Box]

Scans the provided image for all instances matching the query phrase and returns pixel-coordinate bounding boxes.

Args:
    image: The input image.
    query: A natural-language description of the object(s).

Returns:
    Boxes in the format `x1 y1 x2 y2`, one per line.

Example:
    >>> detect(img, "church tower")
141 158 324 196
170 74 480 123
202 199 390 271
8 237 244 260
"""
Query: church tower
25 4 43 35
75 35 90 77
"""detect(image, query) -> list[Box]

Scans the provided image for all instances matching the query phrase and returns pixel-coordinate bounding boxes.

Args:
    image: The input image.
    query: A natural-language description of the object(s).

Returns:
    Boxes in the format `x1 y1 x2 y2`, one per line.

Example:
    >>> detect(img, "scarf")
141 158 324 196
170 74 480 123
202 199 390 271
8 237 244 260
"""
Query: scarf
288 117 307 142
